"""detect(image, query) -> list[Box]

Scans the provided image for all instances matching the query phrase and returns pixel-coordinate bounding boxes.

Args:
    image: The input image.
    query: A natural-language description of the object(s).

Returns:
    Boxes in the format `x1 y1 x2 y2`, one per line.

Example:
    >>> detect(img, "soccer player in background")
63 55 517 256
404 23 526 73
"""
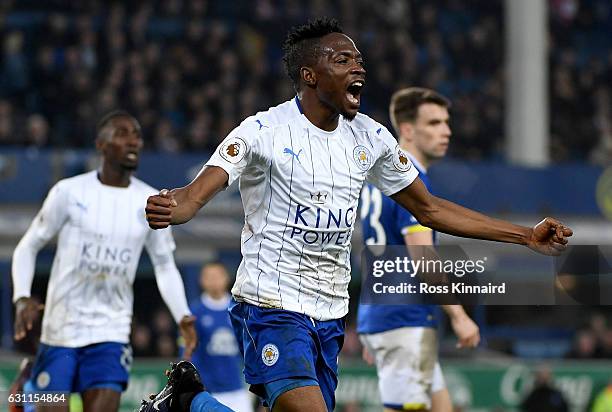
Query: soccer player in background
189 263 253 411
357 88 480 412
11 111 197 412
140 18 572 412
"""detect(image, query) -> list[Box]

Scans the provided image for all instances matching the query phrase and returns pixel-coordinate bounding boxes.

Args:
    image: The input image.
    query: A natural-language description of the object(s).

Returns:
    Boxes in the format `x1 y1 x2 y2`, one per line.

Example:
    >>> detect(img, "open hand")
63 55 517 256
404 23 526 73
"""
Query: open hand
527 218 573 256
450 313 480 349
145 189 178 229
14 297 44 341
362 346 375 365
179 315 197 360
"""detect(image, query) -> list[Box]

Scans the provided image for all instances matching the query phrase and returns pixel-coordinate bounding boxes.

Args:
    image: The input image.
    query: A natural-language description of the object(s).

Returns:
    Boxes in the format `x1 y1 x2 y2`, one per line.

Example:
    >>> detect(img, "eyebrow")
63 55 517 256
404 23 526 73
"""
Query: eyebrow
116 125 141 133
334 50 362 59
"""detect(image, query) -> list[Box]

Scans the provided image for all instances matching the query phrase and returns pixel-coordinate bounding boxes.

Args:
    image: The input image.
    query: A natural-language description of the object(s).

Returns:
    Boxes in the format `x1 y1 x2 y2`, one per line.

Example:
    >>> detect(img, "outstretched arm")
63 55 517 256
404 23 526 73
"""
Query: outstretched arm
145 166 229 229
391 178 573 255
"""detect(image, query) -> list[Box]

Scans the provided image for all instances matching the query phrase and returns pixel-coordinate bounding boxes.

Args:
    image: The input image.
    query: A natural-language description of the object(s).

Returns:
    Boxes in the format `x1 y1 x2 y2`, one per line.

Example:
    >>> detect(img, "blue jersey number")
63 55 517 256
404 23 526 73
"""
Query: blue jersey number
360 186 386 245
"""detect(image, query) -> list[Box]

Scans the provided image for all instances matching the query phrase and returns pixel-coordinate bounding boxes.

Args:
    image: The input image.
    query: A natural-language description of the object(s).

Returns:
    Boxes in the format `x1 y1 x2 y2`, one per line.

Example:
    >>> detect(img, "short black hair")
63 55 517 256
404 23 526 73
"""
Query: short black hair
96 110 134 138
282 17 343 92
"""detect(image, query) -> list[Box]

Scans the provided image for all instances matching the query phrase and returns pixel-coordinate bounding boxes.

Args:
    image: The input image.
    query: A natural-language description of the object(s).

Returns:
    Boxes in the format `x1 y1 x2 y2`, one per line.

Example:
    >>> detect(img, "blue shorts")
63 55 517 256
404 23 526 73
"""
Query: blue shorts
228 299 345 411
28 342 132 393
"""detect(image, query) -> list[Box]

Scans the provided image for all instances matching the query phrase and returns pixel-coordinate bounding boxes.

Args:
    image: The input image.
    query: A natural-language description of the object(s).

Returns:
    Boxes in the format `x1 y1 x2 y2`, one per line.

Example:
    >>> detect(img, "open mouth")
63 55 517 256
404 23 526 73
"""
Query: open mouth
126 152 138 161
346 80 365 106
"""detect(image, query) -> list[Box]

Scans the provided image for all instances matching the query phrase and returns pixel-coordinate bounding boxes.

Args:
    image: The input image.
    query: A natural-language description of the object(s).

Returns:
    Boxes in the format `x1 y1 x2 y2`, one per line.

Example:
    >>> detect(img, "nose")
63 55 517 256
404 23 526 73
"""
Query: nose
128 132 143 148
351 61 366 77
443 123 451 138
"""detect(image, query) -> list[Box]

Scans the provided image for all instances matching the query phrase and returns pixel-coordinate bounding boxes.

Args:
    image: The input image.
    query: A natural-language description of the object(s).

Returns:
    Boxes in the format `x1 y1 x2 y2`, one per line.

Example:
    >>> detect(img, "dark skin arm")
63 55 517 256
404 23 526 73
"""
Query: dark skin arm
391 178 573 255
179 315 197 360
145 166 229 229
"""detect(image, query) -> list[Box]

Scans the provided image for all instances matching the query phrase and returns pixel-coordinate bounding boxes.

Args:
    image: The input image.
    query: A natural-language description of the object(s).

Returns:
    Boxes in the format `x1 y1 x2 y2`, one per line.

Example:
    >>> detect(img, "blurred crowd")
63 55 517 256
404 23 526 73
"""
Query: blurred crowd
567 312 612 359
0 1 610 157
128 303 612 360
0 0 498 159
131 309 179 357
549 0 612 164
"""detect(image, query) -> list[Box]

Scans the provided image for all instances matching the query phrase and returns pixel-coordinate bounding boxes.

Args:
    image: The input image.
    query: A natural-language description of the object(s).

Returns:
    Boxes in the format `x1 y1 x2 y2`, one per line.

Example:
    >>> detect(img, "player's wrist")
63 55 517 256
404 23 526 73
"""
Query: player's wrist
441 304 464 320
14 296 32 309
521 226 534 246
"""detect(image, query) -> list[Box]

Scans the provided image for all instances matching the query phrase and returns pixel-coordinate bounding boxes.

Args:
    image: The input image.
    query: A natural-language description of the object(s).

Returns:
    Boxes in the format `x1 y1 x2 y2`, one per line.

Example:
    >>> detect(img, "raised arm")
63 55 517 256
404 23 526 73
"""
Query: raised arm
145 166 229 229
391 178 573 255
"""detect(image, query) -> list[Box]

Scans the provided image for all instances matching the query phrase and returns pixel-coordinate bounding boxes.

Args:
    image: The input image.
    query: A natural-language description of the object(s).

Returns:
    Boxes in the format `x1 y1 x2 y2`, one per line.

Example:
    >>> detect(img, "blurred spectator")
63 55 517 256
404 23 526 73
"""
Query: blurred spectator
589 89 612 165
521 365 568 412
1 31 29 97
24 114 50 148
567 329 599 358
153 308 175 334
187 262 252 411
131 320 154 357
601 330 612 358
591 312 609 342
0 100 17 144
156 334 177 357
151 308 178 356
565 312 612 359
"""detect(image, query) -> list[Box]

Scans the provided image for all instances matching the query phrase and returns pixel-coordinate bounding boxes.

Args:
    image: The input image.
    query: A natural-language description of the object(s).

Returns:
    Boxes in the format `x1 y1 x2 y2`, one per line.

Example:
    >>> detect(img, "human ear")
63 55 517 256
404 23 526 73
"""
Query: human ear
301 66 316 87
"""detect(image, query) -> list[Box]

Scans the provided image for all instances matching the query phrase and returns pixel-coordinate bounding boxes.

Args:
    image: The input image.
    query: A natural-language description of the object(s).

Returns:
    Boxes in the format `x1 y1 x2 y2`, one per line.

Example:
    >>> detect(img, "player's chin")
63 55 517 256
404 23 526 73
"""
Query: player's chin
341 106 359 121
121 161 139 171
433 149 447 159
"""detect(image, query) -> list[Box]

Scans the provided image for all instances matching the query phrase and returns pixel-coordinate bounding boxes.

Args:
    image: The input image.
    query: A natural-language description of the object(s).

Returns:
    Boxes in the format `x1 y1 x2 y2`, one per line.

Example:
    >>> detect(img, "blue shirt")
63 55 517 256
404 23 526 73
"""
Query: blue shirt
357 157 439 334
189 293 244 393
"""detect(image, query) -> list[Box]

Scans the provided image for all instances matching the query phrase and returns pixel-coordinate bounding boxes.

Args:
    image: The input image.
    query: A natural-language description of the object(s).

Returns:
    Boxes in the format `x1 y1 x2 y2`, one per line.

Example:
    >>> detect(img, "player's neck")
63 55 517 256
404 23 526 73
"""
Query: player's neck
298 94 340 132
204 291 226 301
98 164 132 187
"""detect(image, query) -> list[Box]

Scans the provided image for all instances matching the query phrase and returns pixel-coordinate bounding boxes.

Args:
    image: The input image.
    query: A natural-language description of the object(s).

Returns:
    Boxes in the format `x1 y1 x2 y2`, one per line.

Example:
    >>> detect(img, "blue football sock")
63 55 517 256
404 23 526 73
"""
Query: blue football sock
190 391 235 412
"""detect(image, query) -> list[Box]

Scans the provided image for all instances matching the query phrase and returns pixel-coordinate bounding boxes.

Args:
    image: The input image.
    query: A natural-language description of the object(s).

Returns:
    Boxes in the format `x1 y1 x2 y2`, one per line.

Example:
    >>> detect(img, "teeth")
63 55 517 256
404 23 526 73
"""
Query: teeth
353 81 363 87
127 153 137 160
347 92 359 105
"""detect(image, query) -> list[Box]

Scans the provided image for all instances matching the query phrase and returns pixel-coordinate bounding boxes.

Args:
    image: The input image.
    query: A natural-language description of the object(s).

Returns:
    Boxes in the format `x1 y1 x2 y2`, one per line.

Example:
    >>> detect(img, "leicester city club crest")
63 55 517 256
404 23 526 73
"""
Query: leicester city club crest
353 145 372 171
261 343 279 366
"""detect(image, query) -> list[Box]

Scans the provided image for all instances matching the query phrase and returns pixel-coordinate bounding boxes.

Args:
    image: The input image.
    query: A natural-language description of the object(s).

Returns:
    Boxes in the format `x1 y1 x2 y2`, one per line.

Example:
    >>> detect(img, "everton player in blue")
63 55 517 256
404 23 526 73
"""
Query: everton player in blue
358 88 480 412
139 19 571 412
189 263 252 411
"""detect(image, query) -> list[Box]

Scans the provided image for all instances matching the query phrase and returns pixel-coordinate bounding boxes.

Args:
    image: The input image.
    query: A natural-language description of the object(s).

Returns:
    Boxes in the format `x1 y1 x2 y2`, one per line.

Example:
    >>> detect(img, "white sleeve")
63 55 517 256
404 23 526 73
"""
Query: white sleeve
366 127 419 196
145 227 191 322
204 120 269 186
12 183 69 302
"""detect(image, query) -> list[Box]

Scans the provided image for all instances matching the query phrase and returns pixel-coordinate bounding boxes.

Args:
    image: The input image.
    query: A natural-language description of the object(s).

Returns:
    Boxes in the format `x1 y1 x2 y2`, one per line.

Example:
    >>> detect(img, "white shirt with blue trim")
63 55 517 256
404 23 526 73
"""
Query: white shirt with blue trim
205 98 419 320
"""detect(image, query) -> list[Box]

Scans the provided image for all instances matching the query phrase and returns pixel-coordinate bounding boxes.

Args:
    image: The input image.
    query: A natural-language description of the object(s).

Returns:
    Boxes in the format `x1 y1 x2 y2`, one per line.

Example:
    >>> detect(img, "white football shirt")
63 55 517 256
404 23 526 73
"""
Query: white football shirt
12 171 187 347
206 97 418 320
